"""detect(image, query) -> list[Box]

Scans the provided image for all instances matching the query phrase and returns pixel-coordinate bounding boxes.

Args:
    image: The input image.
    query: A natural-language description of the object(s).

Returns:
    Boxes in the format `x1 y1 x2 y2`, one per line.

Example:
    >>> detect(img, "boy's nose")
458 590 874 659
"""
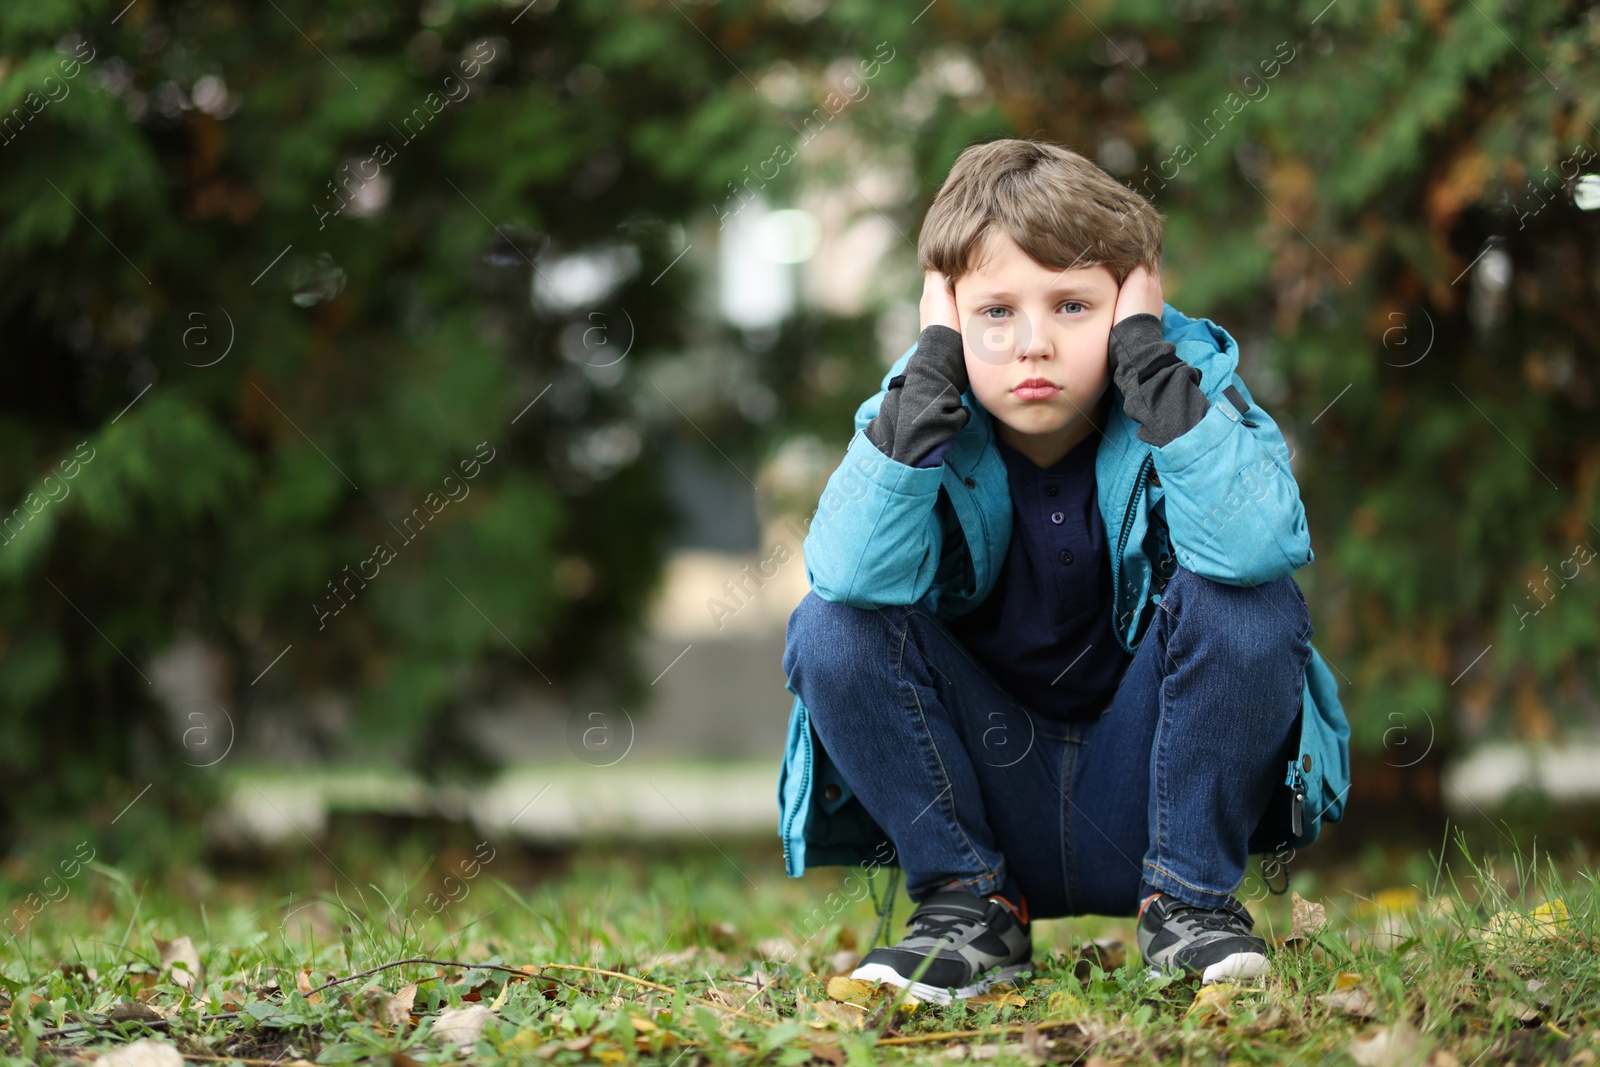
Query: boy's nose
1014 314 1053 360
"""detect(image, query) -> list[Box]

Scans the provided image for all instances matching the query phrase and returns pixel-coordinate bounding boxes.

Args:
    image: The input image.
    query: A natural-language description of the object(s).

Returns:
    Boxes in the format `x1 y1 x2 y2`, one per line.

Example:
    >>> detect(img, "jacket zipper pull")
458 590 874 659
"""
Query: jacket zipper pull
1285 760 1305 839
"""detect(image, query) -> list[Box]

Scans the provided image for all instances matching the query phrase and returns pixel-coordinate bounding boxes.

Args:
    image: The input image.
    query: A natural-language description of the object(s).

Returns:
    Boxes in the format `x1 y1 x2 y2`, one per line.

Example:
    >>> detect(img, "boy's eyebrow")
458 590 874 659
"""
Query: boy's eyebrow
967 286 1099 301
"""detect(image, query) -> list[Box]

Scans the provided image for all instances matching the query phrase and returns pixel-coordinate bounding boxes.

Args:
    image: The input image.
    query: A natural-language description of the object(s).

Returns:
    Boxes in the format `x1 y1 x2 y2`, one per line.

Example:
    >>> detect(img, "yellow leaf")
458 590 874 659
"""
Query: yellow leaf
1334 972 1364 991
1045 990 1086 1019
825 976 879 1005
627 1014 658 1032
497 1029 544 1054
823 975 919 1011
634 1030 678 1053
593 1039 630 1065
1530 899 1569 936
1484 899 1570 946
967 991 1027 1007
1357 887 1422 917
1186 983 1241 1020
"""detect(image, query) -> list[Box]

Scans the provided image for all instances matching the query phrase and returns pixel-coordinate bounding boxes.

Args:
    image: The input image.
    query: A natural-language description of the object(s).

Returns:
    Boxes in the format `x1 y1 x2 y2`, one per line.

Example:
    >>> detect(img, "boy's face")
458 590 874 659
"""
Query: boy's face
952 231 1119 465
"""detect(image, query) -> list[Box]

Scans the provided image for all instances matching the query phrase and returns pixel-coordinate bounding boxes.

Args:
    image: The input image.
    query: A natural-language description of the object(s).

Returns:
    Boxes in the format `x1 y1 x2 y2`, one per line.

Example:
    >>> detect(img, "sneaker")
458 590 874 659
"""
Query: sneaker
850 887 1032 1005
1136 891 1270 984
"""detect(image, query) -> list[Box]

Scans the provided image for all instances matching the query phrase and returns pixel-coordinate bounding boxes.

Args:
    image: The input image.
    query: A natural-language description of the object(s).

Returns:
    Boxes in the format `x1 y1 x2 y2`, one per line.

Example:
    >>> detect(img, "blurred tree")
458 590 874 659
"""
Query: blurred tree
0 0 804 850
2 0 1597 854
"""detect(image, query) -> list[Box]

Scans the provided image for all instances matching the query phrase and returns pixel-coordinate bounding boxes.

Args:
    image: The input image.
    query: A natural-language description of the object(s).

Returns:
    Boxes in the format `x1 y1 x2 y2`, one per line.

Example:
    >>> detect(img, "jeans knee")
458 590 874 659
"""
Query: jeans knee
1162 566 1310 670
783 592 897 711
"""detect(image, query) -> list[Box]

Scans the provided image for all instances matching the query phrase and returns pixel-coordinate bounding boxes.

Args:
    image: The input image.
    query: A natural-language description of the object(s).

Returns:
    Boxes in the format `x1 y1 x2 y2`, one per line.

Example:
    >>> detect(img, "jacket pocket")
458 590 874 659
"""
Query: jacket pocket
779 696 814 877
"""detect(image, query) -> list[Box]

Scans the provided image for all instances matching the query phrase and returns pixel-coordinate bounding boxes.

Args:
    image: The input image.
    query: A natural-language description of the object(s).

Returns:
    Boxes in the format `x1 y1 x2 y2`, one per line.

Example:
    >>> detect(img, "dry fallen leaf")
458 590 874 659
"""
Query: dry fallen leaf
390 982 418 1026
1185 982 1242 1021
825 976 879 1004
1240 1004 1288 1034
95 1039 184 1067
1347 1018 1423 1067
106 1002 165 1023
804 1039 847 1065
966 990 1027 1007
812 999 867 1030
1490 996 1541 1024
1319 973 1380 1019
1285 891 1328 946
1018 1023 1052 1066
823 973 920 1015
1482 899 1570 946
154 935 204 992
295 966 322 1005
433 1004 494 1052
755 937 801 965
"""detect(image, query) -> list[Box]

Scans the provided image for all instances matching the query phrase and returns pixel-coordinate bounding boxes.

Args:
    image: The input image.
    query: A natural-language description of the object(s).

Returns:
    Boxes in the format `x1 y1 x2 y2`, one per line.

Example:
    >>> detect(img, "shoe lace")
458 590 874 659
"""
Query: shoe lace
1170 902 1251 936
909 911 981 943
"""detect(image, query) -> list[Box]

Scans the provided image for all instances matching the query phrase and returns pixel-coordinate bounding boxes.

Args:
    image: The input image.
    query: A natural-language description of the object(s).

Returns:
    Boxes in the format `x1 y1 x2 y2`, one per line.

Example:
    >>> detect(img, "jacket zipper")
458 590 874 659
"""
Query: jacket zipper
781 716 813 871
1285 761 1306 839
1110 454 1155 653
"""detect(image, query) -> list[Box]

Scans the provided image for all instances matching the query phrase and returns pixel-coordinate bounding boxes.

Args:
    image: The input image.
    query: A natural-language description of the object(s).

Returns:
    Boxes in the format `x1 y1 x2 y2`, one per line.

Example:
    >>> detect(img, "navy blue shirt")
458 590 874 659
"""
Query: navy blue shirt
942 431 1132 723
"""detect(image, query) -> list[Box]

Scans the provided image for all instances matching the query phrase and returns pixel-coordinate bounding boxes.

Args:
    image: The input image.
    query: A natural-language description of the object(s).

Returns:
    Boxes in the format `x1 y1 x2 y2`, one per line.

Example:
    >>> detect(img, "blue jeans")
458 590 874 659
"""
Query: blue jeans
782 565 1312 917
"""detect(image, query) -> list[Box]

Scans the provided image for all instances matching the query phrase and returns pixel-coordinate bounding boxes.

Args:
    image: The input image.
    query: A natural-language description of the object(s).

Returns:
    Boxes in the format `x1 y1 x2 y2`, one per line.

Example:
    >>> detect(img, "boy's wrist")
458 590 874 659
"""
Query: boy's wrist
912 324 967 391
863 325 971 466
1107 313 1166 373
1108 315 1209 448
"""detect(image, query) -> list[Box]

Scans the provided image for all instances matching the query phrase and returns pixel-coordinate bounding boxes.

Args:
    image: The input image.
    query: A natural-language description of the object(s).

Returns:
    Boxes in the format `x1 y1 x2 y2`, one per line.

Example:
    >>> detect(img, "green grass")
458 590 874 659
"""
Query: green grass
0 826 1595 1065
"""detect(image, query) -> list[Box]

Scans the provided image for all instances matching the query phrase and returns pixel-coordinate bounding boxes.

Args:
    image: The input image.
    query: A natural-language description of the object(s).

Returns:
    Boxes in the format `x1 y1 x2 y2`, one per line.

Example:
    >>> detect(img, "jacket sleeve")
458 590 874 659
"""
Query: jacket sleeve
1148 354 1313 587
802 344 952 607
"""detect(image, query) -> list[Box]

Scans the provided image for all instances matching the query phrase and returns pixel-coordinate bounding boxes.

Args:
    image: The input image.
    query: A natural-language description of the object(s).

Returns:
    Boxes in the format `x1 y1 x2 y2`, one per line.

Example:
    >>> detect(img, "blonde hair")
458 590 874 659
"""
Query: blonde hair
917 138 1162 286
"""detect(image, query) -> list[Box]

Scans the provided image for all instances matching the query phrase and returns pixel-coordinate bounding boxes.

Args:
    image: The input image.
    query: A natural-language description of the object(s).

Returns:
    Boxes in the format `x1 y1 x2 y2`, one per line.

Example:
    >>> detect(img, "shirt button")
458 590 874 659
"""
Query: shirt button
1044 485 1059 497
1050 511 1064 524
1059 548 1074 565
823 784 842 802
964 477 976 489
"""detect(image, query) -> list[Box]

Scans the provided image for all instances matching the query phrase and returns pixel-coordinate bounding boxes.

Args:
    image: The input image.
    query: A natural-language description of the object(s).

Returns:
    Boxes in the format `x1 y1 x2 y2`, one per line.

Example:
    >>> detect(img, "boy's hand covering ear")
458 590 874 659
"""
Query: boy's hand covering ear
864 324 971 466
1108 313 1210 448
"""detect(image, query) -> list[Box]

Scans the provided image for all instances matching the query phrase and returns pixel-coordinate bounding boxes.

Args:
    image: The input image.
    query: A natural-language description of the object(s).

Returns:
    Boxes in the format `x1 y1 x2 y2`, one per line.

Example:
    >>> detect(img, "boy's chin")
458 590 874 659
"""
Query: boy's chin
991 408 1087 439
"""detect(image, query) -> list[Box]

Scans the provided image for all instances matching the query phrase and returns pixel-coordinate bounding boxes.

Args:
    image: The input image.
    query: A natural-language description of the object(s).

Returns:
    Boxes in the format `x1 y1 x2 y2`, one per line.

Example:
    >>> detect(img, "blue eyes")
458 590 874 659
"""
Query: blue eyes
980 301 1087 320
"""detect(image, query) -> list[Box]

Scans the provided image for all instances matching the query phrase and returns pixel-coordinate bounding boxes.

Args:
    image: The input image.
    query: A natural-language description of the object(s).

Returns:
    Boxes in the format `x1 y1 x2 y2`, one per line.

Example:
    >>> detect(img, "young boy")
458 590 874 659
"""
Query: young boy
776 138 1350 1002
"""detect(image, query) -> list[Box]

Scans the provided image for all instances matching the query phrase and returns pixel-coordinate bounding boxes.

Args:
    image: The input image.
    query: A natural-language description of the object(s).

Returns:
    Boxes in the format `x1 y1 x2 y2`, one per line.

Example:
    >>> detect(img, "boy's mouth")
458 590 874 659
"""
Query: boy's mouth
1012 377 1061 401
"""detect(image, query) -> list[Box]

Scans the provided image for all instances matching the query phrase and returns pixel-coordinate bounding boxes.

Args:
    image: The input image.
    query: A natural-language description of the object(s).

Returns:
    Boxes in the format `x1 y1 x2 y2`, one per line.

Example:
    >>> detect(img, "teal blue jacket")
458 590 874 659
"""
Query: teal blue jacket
778 305 1350 878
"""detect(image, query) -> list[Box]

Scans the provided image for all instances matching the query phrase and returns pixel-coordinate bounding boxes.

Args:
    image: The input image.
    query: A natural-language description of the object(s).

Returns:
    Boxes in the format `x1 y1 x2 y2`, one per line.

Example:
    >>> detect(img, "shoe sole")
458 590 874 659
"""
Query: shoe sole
849 961 1033 1006
1142 951 1270 986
